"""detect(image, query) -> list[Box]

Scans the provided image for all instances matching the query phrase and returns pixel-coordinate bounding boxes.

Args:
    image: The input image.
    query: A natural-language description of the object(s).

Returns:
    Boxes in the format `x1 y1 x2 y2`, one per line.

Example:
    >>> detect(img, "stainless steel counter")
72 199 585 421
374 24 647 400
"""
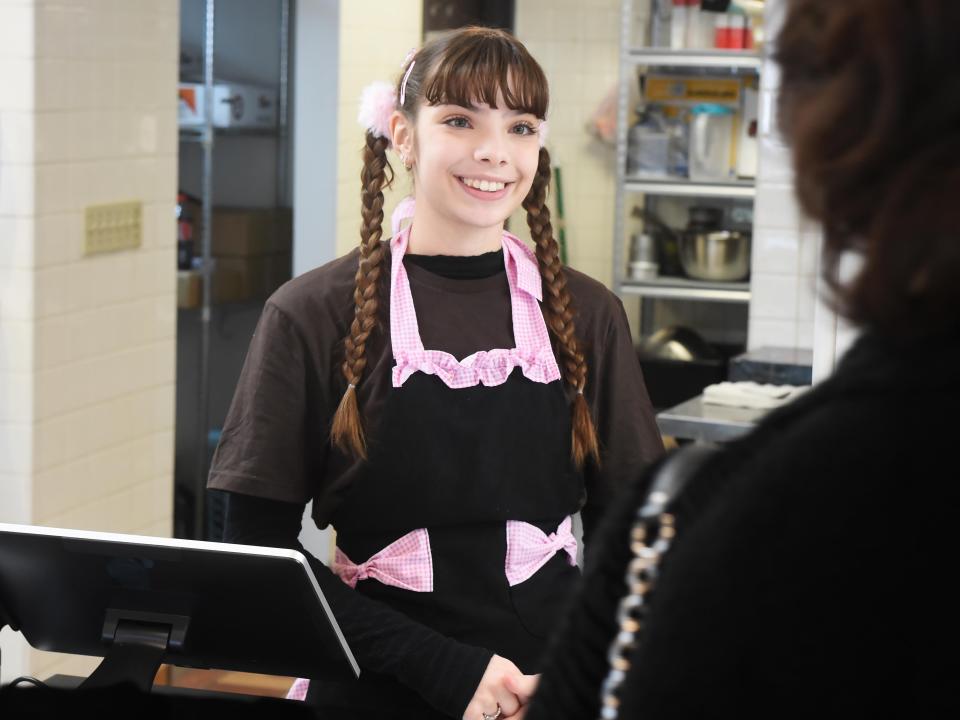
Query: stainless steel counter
656 394 768 443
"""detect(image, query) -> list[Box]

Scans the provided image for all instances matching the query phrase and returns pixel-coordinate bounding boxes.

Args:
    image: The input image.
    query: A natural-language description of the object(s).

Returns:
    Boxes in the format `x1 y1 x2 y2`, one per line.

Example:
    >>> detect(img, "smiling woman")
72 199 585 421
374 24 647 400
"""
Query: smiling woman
395 97 543 249
207 25 663 720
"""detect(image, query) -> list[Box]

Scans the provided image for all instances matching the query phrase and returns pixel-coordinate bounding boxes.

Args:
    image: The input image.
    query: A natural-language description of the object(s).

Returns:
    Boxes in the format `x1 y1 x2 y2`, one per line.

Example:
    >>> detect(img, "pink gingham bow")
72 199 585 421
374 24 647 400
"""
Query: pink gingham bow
286 677 310 701
505 516 578 587
332 528 434 592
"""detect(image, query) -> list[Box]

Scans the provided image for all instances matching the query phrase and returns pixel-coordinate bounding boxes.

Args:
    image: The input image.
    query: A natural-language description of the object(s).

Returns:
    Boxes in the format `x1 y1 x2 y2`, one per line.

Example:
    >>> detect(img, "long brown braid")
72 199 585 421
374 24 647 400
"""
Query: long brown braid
523 146 601 468
330 131 393 458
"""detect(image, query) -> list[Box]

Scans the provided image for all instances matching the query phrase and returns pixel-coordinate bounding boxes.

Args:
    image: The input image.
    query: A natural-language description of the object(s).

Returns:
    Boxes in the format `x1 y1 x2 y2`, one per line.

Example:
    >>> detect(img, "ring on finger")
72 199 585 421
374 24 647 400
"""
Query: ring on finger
481 704 502 720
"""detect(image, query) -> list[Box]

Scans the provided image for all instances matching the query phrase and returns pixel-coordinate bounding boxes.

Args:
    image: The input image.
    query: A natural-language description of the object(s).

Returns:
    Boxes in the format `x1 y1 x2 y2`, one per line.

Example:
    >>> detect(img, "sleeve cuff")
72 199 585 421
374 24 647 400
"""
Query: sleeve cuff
403 639 493 718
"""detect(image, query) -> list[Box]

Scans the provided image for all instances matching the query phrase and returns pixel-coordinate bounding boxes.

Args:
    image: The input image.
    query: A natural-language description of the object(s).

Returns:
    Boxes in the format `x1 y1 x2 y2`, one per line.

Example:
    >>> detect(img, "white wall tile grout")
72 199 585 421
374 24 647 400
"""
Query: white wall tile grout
747 0 816 351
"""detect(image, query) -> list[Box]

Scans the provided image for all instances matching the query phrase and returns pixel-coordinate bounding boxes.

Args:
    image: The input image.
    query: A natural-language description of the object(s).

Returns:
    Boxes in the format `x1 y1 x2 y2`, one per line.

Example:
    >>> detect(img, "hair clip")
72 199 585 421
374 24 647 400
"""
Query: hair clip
399 59 416 107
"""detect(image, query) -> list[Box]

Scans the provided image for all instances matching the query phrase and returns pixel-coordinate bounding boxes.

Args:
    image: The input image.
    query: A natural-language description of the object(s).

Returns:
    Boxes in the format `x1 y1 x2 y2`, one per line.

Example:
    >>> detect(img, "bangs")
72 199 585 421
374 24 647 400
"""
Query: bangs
420 30 548 118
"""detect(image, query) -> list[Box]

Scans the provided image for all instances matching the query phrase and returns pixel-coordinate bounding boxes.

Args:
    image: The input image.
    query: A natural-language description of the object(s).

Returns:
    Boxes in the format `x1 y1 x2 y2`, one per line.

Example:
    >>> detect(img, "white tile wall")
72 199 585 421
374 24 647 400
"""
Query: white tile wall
0 471 31 525
0 162 35 216
750 273 799 321
0 0 179 680
0 58 34 110
0 0 36 686
747 0 822 353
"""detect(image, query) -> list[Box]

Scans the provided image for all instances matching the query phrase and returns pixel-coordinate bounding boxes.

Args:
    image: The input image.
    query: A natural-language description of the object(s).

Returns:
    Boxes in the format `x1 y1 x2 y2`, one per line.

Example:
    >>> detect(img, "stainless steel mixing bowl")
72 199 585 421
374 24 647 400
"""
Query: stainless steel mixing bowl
678 230 751 282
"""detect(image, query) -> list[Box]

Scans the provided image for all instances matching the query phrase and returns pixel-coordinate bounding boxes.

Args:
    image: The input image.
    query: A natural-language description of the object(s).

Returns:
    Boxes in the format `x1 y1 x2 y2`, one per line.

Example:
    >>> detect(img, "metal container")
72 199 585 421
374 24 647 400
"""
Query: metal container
628 233 658 280
637 326 727 409
678 230 751 281
638 325 720 362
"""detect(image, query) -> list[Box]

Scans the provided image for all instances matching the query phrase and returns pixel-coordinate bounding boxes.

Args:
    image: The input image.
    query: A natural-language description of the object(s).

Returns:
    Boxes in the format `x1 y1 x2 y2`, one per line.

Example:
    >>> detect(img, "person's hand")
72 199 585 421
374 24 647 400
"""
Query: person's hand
502 674 540 719
462 655 524 720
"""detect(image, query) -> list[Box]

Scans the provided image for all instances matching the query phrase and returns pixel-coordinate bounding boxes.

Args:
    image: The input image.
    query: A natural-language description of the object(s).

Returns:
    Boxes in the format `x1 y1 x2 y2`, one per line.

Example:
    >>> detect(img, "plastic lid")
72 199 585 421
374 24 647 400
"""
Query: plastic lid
690 103 736 115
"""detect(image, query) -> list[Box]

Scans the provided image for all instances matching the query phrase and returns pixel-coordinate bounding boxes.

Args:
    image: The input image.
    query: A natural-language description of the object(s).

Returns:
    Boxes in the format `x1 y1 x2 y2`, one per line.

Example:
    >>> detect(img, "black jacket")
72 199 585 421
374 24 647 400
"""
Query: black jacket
527 329 960 719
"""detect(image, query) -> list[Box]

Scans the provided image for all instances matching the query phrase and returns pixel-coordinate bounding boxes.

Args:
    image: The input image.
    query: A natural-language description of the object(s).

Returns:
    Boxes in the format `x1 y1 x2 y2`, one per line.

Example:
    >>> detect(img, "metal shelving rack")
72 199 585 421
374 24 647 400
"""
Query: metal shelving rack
620 276 751 303
627 47 763 70
613 0 763 321
179 0 291 540
623 176 756 199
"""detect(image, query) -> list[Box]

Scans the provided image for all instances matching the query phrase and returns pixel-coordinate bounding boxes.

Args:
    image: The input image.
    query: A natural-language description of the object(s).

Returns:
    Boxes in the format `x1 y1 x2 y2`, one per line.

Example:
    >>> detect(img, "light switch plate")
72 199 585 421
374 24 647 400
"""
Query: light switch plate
84 201 143 256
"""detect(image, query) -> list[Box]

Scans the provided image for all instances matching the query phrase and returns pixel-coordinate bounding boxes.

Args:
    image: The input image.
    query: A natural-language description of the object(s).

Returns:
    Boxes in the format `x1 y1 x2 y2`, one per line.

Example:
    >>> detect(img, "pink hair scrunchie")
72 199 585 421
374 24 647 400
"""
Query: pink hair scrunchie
357 81 396 145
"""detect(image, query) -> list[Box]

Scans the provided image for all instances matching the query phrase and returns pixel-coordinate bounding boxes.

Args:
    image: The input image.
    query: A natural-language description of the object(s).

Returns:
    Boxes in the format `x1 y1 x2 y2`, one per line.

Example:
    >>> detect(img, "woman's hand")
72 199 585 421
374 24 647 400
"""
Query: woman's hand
463 655 526 720
502 674 540 719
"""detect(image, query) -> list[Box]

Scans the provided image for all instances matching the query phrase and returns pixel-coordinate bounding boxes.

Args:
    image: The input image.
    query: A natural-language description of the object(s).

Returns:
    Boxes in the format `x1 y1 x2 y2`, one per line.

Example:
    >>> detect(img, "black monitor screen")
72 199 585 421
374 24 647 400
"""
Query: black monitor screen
0 523 359 682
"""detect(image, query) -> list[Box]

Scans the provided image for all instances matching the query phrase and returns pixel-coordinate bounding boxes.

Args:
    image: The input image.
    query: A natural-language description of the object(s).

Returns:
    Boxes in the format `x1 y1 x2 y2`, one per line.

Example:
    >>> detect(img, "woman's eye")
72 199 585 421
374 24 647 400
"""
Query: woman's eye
513 122 537 136
445 116 470 128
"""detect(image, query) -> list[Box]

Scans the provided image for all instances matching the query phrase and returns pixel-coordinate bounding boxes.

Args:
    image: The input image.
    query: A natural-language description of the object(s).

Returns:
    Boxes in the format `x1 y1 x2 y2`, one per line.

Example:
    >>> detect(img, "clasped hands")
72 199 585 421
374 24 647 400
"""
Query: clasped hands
463 655 540 720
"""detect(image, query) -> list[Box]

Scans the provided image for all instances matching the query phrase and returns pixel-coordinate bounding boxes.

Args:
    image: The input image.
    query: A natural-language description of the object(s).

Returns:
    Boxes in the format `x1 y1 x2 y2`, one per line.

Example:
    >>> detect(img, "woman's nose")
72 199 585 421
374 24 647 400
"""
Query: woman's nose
473 134 509 165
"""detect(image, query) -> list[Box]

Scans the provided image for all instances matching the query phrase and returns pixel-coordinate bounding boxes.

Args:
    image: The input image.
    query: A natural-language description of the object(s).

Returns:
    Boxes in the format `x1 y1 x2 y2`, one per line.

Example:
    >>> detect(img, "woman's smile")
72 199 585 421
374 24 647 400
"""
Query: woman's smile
456 174 514 201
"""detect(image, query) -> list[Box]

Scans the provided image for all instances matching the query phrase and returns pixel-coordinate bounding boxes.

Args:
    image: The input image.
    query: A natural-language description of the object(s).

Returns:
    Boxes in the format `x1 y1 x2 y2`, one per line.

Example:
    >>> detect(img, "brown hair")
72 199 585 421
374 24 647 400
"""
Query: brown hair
331 26 600 468
775 0 960 340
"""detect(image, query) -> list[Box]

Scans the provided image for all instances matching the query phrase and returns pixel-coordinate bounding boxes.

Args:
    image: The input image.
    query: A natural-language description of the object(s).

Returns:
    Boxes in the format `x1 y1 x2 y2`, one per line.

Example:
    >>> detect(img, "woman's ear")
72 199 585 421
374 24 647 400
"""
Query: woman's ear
389 110 414 167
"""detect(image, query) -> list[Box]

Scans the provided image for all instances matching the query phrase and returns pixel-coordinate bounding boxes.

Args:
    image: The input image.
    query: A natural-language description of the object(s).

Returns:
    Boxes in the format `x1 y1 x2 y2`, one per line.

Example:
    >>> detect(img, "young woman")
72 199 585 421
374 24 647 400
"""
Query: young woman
522 1 960 717
208 26 663 720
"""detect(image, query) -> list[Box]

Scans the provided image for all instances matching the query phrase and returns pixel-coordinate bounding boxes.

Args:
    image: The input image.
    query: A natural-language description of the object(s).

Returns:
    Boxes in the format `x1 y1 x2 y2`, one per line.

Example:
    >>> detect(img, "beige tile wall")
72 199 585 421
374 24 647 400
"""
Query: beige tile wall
335 0 422 257
511 0 622 286
0 0 179 682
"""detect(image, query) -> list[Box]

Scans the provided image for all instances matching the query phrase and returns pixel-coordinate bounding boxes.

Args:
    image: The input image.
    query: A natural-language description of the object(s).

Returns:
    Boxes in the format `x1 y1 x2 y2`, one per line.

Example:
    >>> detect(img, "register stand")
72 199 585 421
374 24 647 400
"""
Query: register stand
0 523 358 714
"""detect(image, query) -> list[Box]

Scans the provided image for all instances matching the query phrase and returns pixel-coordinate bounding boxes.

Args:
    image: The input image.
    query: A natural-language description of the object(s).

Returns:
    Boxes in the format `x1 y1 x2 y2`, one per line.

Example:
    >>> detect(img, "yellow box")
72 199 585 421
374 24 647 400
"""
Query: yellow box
644 75 742 106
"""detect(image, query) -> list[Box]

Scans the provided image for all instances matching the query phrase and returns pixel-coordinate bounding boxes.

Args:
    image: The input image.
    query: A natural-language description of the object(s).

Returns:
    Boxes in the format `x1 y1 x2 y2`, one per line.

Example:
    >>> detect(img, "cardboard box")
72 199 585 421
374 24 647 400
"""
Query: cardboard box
178 82 278 129
211 207 292 257
177 270 202 309
211 252 291 304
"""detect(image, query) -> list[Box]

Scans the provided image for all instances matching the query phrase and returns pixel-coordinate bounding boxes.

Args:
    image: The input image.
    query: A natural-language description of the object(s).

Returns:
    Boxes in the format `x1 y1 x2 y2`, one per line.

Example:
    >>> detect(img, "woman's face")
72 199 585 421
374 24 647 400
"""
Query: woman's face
405 90 543 232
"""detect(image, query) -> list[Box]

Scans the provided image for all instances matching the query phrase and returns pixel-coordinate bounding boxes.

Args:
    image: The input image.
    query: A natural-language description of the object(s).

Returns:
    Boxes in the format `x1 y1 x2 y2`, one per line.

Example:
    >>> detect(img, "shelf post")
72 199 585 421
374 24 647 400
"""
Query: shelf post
195 0 216 540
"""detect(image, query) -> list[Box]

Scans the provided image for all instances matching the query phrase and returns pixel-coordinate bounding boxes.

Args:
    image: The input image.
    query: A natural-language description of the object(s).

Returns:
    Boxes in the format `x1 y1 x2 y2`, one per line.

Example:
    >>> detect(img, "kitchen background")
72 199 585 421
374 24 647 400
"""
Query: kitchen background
0 0 854 689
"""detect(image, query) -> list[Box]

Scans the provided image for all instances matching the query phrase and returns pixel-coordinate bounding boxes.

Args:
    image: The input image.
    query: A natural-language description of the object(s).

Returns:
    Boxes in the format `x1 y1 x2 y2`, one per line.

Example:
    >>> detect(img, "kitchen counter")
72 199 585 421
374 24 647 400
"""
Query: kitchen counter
656 394 768 443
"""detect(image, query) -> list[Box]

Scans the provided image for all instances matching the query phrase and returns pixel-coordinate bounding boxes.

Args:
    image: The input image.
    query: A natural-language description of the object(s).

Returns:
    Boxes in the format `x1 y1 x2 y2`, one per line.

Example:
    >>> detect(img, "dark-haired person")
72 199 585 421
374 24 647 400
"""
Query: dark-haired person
518 0 960 717
206 26 663 720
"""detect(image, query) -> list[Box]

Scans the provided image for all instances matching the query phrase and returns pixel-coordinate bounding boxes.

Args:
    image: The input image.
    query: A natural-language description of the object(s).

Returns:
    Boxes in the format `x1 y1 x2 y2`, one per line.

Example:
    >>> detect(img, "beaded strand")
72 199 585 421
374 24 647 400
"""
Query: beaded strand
597 512 677 720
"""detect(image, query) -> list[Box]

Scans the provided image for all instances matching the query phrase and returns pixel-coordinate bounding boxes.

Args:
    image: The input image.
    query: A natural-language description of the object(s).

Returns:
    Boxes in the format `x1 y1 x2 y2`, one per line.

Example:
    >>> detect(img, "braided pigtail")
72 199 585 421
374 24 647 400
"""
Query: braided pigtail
330 131 394 459
523 147 600 469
